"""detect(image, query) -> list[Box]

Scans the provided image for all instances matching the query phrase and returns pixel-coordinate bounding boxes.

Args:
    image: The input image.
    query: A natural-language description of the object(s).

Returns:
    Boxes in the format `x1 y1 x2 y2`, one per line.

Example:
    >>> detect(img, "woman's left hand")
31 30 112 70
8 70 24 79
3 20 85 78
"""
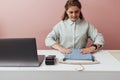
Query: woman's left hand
81 46 96 54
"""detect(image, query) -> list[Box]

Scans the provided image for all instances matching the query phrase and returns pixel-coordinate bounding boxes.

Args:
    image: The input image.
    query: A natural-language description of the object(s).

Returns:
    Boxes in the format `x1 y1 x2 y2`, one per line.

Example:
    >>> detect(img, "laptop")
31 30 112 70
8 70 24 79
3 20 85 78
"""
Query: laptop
0 38 45 67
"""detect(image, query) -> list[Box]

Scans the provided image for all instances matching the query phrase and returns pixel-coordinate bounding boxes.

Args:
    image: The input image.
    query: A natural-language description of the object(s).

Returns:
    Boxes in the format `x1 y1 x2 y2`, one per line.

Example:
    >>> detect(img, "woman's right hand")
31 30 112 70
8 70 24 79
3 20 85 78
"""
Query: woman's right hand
52 43 71 54
59 47 71 54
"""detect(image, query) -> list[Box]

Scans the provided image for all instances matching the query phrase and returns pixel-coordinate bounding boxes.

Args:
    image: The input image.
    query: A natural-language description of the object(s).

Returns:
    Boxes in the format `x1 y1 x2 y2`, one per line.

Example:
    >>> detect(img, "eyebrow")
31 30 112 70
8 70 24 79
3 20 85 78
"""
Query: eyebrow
69 10 79 13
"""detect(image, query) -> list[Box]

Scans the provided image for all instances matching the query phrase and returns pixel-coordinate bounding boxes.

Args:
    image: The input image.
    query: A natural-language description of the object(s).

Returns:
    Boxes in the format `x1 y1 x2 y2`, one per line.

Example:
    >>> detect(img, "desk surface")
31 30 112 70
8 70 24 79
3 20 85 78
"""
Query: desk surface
0 50 120 71
108 50 120 61
40 50 120 71
0 50 120 80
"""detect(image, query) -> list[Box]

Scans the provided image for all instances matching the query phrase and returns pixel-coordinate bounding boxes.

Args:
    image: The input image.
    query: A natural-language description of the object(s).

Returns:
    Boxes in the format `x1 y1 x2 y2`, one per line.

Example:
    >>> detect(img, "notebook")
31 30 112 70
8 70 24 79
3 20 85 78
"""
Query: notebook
0 38 45 67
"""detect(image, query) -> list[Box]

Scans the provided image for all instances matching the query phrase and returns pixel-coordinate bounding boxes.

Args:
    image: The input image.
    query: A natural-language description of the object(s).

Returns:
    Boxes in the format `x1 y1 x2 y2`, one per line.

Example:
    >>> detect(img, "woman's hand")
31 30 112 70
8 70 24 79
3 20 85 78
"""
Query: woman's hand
52 43 71 54
81 46 96 54
59 47 71 54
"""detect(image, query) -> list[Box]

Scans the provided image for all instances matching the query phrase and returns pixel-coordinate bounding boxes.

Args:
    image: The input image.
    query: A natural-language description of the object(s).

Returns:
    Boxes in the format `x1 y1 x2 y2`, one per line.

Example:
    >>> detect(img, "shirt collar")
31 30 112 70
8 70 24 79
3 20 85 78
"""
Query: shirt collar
67 18 81 25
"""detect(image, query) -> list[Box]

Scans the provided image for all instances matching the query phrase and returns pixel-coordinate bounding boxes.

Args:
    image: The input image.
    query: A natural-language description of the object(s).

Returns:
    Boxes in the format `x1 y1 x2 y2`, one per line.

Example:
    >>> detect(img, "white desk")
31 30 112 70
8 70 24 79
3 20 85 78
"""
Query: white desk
0 50 120 80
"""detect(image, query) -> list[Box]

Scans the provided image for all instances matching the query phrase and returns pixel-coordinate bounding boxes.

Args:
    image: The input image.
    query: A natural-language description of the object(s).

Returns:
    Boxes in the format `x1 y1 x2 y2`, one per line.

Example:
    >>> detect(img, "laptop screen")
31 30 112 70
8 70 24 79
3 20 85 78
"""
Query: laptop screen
0 38 43 67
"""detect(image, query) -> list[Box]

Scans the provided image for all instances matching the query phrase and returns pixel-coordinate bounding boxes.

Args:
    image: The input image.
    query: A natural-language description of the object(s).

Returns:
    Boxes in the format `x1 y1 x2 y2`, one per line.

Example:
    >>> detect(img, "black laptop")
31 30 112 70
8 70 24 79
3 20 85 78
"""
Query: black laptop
0 38 45 67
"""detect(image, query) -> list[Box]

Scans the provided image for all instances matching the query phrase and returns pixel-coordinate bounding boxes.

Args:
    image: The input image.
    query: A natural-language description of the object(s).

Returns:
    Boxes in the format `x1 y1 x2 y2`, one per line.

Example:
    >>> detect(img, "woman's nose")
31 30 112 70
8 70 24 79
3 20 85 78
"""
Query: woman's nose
72 13 76 17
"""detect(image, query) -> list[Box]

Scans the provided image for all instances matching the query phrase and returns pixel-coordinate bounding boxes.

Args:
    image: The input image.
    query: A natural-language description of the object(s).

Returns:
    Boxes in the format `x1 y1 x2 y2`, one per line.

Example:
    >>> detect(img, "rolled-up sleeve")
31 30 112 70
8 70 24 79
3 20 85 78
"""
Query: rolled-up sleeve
88 24 104 45
45 23 60 47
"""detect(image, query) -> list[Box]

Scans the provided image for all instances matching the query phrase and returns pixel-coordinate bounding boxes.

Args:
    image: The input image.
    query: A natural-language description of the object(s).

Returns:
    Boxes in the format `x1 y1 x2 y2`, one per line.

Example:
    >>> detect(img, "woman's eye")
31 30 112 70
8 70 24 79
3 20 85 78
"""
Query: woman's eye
69 11 73 14
75 11 79 13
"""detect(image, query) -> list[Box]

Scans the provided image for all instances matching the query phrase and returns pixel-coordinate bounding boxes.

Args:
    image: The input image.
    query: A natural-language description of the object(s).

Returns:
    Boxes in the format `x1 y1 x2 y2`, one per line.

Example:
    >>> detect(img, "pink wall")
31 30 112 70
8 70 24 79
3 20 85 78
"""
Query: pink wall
0 0 120 50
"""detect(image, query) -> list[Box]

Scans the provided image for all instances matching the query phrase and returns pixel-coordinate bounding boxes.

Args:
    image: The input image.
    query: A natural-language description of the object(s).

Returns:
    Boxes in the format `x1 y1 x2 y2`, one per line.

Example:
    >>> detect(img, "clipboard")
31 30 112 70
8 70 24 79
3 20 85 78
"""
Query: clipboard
59 55 100 65
59 57 100 65
64 49 93 60
59 49 100 65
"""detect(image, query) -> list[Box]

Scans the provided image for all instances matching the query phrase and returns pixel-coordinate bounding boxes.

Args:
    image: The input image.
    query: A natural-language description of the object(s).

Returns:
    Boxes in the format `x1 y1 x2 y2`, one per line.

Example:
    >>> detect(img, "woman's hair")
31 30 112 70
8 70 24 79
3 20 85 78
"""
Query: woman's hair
62 0 84 20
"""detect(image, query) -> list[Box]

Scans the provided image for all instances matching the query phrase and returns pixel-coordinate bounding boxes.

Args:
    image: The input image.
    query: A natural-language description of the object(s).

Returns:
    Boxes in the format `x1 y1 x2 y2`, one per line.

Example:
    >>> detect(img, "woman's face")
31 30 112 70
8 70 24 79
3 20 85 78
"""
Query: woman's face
66 6 81 22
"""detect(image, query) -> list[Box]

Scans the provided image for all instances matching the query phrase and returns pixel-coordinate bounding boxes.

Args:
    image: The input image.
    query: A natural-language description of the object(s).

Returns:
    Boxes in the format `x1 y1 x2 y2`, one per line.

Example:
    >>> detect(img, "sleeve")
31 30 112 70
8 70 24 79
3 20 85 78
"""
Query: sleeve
88 23 104 46
45 22 60 47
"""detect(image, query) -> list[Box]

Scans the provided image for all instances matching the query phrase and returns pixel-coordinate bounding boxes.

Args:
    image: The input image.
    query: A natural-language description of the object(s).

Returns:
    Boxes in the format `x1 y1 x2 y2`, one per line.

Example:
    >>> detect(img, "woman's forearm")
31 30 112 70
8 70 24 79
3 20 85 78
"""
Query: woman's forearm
52 43 71 54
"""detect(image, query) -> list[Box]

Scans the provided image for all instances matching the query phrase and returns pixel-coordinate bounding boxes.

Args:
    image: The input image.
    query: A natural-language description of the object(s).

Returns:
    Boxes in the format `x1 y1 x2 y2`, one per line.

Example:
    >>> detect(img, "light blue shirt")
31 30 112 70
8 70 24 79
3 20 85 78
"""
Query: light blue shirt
45 18 104 49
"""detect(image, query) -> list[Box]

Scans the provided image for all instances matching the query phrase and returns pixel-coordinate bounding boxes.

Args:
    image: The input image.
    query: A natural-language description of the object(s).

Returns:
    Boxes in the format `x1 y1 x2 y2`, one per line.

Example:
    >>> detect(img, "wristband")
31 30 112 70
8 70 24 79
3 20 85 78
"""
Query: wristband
91 44 97 50
99 45 102 48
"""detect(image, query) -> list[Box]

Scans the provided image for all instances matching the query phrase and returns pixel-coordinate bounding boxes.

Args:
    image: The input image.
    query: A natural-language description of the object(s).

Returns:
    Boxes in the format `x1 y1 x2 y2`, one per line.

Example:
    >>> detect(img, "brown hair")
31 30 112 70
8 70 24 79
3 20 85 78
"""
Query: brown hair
62 0 84 20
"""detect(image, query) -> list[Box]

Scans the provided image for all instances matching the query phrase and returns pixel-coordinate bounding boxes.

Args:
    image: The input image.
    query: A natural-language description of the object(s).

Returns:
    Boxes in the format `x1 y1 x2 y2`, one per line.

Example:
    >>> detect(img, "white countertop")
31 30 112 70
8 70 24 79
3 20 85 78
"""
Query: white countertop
0 50 120 71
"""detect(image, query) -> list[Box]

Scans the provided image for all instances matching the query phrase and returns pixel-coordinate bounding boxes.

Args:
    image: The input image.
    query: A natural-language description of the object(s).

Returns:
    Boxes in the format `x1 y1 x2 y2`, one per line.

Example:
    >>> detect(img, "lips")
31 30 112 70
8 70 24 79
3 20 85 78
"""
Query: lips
72 17 78 20
72 16 77 19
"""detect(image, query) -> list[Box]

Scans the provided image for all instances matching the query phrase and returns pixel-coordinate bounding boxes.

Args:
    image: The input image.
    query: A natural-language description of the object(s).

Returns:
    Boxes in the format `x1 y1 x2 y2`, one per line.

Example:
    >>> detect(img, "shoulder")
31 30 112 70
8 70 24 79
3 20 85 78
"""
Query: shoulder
80 19 89 25
82 20 95 28
54 20 65 28
79 19 90 28
52 20 64 31
54 20 64 26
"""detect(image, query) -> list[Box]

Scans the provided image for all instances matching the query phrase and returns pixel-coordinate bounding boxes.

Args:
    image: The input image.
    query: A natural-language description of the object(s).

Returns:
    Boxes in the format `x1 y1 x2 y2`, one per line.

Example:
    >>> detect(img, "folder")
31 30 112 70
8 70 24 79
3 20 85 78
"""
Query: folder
64 49 93 60
59 49 100 64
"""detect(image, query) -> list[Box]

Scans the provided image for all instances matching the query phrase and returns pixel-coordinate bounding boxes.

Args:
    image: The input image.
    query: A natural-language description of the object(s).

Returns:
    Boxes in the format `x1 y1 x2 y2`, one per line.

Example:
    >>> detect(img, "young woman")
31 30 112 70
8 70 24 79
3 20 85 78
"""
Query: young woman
45 0 104 54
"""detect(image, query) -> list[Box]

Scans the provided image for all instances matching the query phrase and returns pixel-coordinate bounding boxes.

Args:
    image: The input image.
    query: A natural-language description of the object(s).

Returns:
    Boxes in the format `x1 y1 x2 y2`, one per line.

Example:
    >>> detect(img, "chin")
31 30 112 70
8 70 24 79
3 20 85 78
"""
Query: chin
71 18 78 22
72 19 77 22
